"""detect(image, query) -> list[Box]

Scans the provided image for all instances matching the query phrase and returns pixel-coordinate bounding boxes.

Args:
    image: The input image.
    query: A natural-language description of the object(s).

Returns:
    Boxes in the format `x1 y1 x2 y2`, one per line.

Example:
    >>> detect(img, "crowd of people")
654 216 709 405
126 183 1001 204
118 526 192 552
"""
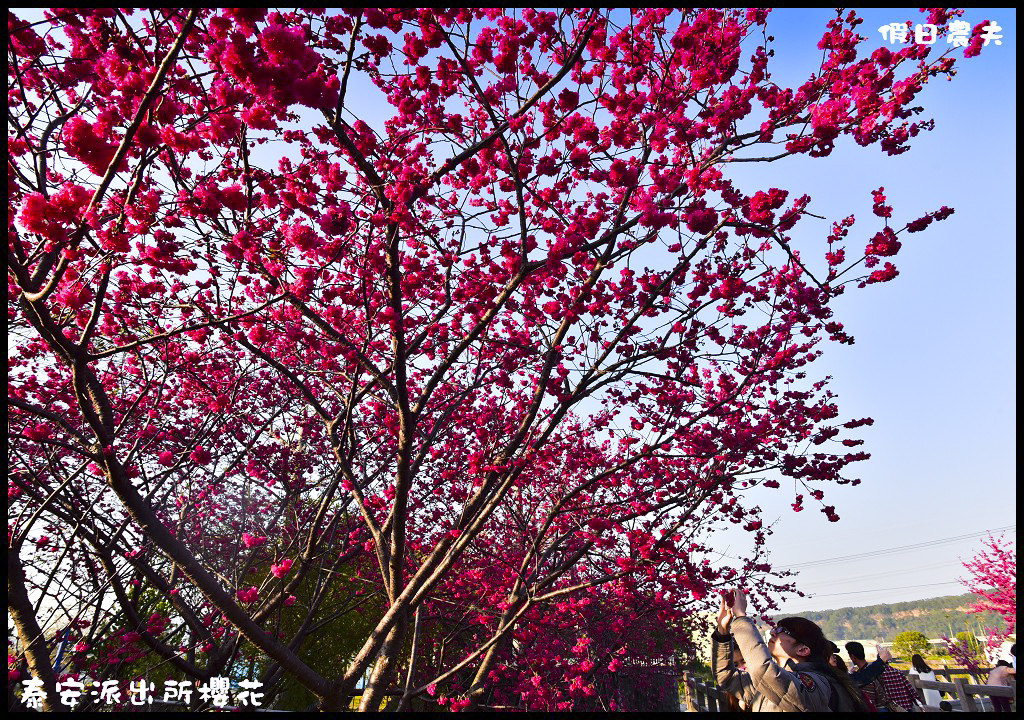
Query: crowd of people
710 588 1016 712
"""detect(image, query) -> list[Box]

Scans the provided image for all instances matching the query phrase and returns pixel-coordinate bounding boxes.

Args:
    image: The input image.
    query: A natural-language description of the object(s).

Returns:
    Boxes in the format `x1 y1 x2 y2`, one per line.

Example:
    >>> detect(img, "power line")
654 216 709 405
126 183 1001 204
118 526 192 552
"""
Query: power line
784 525 1015 569
795 559 965 589
789 525 1015 568
711 525 1014 572
806 581 963 598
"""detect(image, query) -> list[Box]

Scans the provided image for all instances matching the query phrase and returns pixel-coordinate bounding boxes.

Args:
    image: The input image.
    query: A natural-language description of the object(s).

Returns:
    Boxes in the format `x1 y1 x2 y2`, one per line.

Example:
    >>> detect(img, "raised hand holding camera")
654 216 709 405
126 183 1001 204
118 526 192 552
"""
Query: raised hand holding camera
717 592 734 634
730 587 748 618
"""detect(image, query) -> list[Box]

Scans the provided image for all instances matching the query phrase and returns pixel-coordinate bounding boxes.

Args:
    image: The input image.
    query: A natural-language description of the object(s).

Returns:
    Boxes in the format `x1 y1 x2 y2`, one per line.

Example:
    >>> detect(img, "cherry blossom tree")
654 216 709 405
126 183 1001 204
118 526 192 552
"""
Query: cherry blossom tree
942 633 984 672
959 533 1016 652
9 7 985 711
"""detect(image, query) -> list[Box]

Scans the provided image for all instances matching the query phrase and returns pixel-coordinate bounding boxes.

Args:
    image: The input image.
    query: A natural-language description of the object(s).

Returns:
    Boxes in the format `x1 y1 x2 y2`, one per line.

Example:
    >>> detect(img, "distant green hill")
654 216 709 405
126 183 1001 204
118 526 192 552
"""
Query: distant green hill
773 592 1008 642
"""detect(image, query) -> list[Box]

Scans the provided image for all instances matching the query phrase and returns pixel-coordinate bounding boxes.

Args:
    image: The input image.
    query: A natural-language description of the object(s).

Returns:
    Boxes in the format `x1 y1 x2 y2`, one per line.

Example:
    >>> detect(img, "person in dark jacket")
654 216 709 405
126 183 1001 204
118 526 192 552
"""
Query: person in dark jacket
845 641 885 685
712 588 867 712
847 641 920 711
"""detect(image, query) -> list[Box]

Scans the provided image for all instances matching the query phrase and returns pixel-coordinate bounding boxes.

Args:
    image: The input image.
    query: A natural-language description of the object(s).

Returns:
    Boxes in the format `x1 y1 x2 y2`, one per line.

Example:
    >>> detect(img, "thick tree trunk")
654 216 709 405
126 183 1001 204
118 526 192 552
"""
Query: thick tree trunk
357 613 408 711
8 546 62 712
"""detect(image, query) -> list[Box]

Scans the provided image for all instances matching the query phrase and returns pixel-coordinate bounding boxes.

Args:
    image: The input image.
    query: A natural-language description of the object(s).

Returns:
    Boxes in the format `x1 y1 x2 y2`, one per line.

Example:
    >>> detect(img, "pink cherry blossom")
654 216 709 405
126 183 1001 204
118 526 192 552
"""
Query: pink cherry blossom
242 533 267 548
271 559 293 578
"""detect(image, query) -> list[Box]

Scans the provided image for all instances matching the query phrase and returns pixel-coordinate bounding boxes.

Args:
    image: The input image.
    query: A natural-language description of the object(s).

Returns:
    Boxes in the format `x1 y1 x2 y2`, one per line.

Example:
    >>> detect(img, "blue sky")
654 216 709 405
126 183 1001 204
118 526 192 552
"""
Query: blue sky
713 8 1017 618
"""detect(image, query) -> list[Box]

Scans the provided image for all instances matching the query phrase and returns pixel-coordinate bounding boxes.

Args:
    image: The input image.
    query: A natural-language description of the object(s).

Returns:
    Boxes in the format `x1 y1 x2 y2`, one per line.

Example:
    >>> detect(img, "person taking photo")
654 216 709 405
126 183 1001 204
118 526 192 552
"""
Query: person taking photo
712 588 868 712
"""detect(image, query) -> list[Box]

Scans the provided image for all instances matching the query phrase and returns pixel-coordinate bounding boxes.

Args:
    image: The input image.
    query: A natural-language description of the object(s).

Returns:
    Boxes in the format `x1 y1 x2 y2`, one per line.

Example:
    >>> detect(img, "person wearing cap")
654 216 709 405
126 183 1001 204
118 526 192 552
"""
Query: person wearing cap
826 640 840 664
826 642 849 674
827 641 880 711
712 588 867 712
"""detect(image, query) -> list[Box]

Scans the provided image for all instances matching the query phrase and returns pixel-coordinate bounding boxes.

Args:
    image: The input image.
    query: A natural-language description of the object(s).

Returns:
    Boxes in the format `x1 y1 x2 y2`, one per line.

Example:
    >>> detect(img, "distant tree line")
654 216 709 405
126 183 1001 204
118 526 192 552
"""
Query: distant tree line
775 593 1008 642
